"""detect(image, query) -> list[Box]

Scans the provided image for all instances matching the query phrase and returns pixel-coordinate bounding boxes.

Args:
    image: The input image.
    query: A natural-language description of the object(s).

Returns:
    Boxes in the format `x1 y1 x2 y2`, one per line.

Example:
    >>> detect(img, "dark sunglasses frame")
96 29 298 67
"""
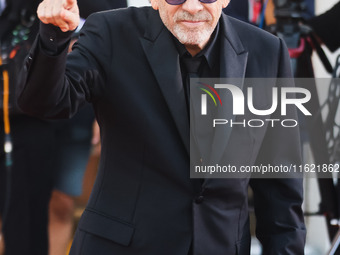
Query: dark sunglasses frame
165 0 218 5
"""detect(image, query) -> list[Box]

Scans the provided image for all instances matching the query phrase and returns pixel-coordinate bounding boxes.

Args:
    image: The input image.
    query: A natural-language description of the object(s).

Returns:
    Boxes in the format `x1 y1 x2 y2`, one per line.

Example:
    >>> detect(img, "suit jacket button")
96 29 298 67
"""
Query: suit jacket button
195 196 204 204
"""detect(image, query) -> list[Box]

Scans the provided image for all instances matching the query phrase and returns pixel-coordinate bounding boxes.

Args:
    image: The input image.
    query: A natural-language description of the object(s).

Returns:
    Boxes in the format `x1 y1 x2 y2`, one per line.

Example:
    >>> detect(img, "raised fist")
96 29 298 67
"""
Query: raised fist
37 0 80 32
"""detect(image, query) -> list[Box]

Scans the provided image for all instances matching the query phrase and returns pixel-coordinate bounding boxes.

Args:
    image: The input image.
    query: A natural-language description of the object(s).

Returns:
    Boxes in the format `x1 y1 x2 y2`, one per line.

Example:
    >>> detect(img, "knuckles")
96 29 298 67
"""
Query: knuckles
37 0 79 32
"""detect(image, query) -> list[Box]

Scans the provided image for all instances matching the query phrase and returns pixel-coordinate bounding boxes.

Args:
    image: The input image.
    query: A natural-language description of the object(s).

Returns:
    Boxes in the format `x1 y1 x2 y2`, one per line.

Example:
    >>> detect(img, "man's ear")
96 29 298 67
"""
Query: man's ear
222 0 230 8
150 0 159 10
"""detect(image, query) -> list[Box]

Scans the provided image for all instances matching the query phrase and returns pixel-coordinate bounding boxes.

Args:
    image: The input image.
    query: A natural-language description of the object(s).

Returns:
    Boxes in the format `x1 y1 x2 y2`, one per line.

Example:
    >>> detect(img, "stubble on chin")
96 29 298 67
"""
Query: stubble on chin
172 24 212 46
160 9 214 47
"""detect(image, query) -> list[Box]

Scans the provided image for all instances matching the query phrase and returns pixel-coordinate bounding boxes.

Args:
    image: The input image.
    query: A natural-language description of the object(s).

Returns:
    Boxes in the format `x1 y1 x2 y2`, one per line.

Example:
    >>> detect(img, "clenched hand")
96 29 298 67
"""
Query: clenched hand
37 0 80 32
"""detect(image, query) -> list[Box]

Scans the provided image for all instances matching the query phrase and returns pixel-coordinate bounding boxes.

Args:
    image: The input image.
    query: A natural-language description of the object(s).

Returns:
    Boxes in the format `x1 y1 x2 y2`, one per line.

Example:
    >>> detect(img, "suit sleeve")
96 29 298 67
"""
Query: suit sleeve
17 13 111 119
249 38 306 255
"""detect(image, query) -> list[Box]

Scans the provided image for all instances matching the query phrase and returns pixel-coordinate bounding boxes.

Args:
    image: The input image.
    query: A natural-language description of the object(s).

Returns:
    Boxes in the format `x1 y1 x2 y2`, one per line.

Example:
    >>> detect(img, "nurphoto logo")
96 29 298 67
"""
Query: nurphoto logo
198 81 312 128
200 83 311 116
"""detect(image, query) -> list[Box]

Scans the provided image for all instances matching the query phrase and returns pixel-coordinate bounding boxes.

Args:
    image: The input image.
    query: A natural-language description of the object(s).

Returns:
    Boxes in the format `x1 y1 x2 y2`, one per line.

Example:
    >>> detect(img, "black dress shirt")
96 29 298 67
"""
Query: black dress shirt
173 22 221 113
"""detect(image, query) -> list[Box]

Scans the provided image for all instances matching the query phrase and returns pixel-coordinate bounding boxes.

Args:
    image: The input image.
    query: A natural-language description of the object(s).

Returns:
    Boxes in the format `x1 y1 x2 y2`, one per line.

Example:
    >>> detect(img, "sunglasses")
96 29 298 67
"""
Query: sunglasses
165 0 217 5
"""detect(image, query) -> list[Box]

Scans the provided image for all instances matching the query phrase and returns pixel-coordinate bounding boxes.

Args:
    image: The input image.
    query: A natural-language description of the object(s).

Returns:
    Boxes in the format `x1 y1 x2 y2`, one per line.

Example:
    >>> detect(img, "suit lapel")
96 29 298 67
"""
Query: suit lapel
138 11 250 167
139 11 189 155
209 15 249 166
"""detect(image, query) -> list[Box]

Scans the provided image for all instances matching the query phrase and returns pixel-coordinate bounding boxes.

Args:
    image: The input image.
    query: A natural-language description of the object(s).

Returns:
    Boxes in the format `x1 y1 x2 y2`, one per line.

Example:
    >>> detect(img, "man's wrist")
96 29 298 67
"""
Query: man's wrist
39 22 75 55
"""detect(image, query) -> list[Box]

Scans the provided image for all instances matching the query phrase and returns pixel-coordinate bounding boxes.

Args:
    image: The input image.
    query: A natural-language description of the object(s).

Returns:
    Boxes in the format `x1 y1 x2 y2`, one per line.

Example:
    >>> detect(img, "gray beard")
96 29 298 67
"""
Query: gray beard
172 23 214 46
159 8 215 47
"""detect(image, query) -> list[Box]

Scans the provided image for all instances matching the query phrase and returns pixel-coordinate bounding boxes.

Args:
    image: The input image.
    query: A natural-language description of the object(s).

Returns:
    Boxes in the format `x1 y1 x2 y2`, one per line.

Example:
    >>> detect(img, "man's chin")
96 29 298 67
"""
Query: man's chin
174 28 212 47
177 35 209 47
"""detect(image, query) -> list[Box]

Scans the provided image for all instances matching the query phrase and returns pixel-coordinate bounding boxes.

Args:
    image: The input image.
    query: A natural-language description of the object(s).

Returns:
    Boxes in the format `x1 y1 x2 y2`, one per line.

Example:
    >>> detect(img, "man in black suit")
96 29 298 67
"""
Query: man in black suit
17 0 306 254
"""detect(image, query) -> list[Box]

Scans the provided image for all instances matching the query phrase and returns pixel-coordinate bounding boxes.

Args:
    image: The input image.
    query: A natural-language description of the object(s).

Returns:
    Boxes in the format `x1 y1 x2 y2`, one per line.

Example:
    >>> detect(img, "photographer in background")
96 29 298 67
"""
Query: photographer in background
223 0 315 27
0 1 126 254
0 1 56 255
307 1 340 52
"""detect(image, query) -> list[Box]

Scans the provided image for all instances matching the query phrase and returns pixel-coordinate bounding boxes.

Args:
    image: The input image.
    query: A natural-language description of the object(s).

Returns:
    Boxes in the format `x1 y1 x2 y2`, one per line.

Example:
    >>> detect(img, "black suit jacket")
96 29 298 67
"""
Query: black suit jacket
17 7 306 255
